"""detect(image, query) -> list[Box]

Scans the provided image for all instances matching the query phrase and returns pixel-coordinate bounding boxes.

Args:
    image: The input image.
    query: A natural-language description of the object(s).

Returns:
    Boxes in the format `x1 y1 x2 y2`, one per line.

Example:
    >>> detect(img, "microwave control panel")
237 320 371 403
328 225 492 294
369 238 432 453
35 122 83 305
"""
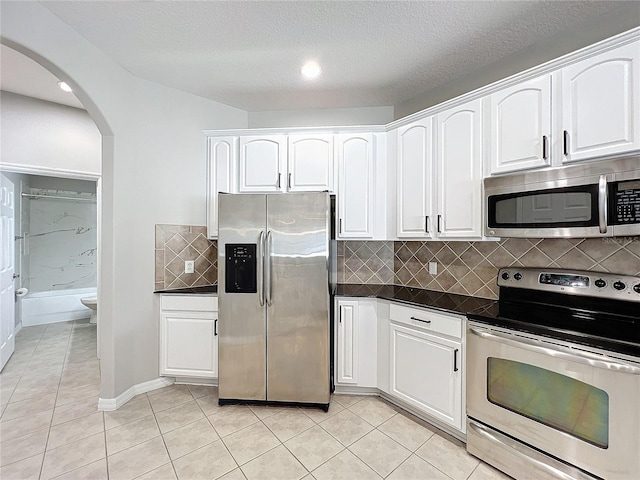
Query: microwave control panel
612 180 640 225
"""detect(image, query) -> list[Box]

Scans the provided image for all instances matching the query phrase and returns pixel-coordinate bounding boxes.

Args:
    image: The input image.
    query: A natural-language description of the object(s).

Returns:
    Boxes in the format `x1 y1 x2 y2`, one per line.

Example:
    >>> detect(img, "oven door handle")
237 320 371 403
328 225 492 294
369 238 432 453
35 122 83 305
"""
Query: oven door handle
468 420 596 480
469 327 640 375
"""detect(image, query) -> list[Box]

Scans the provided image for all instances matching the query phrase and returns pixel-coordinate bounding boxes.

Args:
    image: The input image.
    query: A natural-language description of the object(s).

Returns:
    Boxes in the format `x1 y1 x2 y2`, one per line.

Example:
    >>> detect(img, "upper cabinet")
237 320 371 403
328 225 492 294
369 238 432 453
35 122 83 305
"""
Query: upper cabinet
436 99 484 239
561 41 640 163
238 135 287 192
396 117 434 238
287 134 334 192
488 75 552 174
207 136 237 239
336 133 375 239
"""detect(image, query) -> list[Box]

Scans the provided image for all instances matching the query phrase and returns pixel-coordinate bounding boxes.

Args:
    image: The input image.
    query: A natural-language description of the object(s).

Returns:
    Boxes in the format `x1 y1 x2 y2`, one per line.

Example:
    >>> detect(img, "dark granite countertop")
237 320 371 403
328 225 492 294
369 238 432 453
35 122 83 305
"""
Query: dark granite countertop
154 285 218 294
335 284 497 317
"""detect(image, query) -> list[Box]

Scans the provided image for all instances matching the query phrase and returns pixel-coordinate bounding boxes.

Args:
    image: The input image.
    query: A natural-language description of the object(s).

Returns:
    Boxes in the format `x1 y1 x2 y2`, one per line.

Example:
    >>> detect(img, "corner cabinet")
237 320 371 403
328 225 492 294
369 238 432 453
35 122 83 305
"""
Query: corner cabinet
561 41 640 163
389 303 464 432
336 133 375 239
436 99 483 239
160 295 218 378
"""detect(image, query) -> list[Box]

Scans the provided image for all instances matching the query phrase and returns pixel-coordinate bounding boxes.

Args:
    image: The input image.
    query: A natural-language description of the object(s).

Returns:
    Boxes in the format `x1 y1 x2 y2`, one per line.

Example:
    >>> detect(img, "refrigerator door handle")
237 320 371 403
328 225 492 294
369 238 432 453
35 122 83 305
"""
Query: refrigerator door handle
265 230 273 306
258 231 265 306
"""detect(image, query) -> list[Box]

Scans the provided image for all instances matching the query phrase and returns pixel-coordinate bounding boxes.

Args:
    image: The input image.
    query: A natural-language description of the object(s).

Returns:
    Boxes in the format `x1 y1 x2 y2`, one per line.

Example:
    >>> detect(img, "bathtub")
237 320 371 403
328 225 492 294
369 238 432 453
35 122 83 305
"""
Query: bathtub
21 287 97 326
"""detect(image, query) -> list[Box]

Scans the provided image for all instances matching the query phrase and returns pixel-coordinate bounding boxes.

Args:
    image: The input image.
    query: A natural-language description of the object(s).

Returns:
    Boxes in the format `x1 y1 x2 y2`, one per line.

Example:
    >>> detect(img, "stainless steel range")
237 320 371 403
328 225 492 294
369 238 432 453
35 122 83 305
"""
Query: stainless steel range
467 267 640 480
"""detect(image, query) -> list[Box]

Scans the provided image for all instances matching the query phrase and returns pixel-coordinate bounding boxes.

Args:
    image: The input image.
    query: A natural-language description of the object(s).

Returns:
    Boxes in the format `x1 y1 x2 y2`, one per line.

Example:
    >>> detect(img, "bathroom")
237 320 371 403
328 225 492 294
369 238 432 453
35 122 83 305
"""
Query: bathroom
8 173 98 329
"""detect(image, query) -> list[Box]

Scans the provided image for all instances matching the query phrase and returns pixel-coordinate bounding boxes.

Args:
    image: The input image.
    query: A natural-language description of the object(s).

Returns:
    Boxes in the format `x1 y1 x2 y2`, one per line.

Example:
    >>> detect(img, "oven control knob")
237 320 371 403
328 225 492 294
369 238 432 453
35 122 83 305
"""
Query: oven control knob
613 281 626 291
501 272 510 280
633 284 640 294
594 279 607 288
514 272 523 281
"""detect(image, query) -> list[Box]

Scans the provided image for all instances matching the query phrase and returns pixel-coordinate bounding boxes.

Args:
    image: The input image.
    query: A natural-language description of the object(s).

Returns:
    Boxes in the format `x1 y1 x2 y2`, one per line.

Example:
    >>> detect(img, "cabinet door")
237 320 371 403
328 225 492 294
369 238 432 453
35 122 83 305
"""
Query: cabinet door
207 136 237 239
436 99 483 239
160 311 218 378
238 135 287 192
390 322 462 430
336 133 374 239
288 134 334 192
396 117 434 238
336 300 359 385
562 41 640 163
489 75 552 174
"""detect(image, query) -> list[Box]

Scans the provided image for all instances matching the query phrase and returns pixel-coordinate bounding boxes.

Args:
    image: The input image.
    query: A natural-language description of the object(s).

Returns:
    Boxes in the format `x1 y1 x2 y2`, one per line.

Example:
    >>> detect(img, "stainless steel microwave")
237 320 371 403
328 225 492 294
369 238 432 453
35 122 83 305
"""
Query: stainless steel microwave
484 156 640 238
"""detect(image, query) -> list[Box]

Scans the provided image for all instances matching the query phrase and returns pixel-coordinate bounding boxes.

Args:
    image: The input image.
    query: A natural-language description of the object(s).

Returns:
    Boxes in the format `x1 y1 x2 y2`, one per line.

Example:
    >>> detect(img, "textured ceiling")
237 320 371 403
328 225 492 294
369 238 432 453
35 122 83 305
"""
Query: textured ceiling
6 1 637 112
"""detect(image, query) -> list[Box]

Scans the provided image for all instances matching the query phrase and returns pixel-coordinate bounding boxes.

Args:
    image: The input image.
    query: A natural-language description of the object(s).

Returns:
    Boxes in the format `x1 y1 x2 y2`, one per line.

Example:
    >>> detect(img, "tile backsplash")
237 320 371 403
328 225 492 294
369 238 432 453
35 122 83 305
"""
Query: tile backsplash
155 225 217 290
340 238 640 299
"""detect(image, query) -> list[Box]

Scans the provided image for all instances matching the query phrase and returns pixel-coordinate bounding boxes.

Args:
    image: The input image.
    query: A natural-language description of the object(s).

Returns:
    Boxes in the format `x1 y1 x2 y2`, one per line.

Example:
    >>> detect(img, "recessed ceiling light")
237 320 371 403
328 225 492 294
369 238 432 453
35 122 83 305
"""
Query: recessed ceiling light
301 61 322 80
58 81 72 93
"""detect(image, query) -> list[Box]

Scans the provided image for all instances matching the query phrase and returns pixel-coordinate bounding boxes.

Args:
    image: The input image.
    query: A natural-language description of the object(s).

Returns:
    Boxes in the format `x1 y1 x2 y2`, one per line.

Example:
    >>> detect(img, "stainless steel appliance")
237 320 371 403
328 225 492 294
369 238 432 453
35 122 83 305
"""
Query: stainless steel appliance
467 267 640 480
217 192 333 410
484 156 640 238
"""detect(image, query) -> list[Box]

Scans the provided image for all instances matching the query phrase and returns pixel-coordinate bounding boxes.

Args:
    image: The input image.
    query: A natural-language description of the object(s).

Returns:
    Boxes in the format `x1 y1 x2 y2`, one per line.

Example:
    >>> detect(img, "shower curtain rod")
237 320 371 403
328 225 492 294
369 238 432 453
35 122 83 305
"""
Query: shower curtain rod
21 193 96 203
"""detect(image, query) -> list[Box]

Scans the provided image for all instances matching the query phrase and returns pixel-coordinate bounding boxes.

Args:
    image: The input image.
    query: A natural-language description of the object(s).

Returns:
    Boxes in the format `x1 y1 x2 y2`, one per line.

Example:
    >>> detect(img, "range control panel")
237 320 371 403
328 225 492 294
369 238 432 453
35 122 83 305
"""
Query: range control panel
498 267 640 302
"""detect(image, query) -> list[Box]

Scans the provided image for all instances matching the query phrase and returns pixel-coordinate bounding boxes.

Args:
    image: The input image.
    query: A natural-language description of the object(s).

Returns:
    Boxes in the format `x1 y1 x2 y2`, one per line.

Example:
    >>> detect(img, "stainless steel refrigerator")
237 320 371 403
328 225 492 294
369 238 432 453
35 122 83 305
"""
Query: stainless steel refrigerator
217 192 333 410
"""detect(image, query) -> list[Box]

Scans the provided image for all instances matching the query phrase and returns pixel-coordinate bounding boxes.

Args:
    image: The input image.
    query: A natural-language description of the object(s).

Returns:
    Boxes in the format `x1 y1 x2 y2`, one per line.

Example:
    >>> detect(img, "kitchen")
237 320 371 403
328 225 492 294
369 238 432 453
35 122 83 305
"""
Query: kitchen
1 1 640 479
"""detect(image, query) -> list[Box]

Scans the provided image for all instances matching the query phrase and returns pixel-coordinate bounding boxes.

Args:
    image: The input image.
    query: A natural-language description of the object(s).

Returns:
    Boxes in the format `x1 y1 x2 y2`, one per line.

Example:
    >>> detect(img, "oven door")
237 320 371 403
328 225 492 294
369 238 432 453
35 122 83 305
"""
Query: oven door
467 322 640 480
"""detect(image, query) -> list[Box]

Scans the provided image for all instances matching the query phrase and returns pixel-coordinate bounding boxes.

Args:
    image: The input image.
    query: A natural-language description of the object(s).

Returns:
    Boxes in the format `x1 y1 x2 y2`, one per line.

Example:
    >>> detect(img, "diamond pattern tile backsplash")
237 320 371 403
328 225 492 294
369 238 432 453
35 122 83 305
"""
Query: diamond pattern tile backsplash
340 238 640 299
155 225 217 290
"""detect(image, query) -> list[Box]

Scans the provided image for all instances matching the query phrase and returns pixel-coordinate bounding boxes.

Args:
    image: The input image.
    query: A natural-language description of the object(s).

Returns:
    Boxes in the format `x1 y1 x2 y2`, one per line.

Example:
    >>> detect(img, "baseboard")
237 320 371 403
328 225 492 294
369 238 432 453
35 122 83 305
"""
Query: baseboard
98 377 174 411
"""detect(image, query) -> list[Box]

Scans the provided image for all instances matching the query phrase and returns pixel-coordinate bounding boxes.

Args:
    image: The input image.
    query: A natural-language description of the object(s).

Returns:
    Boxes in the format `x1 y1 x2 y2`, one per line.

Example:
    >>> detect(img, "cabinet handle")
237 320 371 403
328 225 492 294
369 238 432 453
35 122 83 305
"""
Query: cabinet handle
214 319 218 336
288 173 292 189
437 215 442 233
453 348 459 372
410 316 431 325
339 308 342 323
563 130 569 156
339 218 342 234
276 173 281 189
425 216 430 233
542 135 548 160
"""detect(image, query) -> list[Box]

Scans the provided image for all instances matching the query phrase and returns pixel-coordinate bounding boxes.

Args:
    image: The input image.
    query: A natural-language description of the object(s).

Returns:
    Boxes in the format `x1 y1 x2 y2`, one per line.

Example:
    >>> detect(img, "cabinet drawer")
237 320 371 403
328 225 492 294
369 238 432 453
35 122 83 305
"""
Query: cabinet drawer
389 304 462 339
160 295 218 312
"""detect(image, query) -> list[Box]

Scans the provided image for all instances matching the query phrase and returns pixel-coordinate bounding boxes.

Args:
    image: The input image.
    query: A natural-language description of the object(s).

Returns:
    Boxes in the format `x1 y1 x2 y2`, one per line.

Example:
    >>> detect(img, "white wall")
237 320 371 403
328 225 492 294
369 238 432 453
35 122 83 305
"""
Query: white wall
1 91 102 176
248 106 394 128
1 1 248 401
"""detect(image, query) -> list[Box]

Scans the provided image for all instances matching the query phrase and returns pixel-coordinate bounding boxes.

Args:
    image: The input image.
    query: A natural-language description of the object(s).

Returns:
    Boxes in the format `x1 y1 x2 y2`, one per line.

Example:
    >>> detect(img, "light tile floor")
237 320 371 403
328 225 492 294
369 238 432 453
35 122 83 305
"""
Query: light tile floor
0 320 512 480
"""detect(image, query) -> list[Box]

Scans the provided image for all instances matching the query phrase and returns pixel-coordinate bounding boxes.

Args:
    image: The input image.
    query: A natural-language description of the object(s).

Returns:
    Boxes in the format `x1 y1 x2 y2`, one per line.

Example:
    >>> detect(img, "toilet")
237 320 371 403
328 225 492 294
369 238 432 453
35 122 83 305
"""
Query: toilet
80 297 98 324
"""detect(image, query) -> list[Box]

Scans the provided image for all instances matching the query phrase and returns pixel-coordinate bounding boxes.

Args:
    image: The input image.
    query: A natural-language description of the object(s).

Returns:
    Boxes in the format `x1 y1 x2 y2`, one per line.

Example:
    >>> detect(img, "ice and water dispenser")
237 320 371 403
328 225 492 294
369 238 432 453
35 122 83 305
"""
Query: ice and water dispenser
224 244 257 293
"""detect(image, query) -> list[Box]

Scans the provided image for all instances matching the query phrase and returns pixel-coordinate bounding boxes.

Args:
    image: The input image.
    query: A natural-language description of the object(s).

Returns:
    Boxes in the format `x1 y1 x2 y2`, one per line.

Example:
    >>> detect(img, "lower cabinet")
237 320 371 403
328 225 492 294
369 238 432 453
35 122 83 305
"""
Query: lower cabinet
159 295 218 378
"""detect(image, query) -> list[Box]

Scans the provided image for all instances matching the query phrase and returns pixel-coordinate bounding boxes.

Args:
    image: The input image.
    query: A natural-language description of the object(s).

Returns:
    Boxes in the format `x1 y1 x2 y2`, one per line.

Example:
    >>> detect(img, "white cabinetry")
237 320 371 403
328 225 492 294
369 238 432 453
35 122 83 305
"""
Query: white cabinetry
389 304 464 431
436 99 483 239
335 298 377 388
287 134 334 192
396 117 434 238
238 135 287 192
489 75 552 174
207 136 237 239
561 41 640 163
336 133 375 239
160 295 218 378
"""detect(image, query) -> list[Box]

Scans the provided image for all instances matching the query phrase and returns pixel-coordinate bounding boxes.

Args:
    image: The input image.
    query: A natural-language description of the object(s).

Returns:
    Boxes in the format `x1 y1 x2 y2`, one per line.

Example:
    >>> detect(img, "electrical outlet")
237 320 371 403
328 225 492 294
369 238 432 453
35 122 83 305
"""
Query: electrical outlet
428 262 438 275
184 260 195 274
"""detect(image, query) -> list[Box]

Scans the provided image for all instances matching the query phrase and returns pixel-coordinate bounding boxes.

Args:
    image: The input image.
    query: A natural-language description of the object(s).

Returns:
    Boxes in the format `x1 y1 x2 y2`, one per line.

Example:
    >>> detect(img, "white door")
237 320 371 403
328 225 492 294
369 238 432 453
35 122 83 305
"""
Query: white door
562 41 640 163
336 133 374 239
207 136 237 239
287 134 334 192
390 322 462 430
1 174 16 371
489 75 552 174
238 135 287 192
336 300 359 385
436 99 483 239
396 118 434 238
